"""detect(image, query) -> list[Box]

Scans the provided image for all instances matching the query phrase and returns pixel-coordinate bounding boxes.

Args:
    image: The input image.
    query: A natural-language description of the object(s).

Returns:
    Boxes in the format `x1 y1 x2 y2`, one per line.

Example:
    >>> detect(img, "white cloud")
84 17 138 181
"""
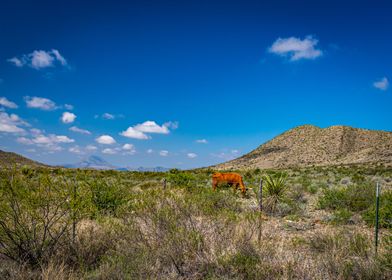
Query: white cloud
8 49 68 70
0 97 18 109
64 104 74 110
7 57 24 67
0 112 28 133
25 96 57 110
102 148 117 155
102 113 115 120
120 120 176 140
30 50 55 69
122 143 136 155
61 112 76 124
69 126 91 135
163 121 179 130
18 133 75 152
17 137 33 145
51 49 67 66
196 139 208 144
96 135 116 145
187 152 197 159
159 150 169 157
69 145 84 154
373 77 389 91
269 36 323 61
32 134 74 144
147 149 153 154
30 128 42 136
122 143 134 150
120 127 150 140
86 145 98 151
134 121 170 134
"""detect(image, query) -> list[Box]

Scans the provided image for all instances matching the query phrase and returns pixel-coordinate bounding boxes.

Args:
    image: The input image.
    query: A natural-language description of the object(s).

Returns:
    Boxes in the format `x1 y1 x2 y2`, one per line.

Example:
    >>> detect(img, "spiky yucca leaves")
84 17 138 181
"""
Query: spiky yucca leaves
262 173 288 214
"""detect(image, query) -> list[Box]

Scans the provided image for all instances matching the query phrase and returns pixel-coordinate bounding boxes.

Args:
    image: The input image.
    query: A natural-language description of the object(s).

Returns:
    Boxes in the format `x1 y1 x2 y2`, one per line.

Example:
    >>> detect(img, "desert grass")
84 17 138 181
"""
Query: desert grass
0 165 391 279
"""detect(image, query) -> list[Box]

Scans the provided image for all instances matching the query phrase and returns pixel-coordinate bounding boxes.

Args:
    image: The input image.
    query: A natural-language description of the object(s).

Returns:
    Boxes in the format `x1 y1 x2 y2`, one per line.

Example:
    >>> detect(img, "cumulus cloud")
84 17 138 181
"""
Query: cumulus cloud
17 137 33 145
196 139 208 144
187 153 197 159
0 112 28 133
269 36 323 61
0 97 18 109
69 126 91 135
7 49 68 69
32 134 74 144
61 112 76 124
86 145 98 151
102 148 117 155
102 113 115 120
134 121 170 134
96 135 116 145
121 120 177 140
18 132 74 152
24 96 58 110
120 127 150 140
69 145 84 154
122 143 136 155
373 77 389 91
159 150 169 157
7 57 24 67
146 149 153 154
64 104 74 110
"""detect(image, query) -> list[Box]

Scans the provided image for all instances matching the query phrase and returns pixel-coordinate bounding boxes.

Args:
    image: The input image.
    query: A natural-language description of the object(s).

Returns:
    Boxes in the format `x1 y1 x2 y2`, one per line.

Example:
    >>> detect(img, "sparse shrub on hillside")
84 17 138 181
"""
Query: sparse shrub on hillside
89 179 125 215
167 170 197 188
0 171 75 267
362 191 392 229
328 209 353 225
318 183 374 212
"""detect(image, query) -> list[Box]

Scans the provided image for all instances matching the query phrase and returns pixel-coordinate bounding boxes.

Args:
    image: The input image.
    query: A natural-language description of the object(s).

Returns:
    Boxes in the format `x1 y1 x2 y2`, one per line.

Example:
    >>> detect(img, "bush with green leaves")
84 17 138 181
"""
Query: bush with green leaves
318 183 374 212
362 191 392 229
0 171 77 266
89 178 126 215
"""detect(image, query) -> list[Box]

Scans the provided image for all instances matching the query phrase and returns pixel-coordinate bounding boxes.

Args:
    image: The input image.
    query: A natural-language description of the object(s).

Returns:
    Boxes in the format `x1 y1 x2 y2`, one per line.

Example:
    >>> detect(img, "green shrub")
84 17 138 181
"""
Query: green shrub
362 191 392 229
328 209 353 225
167 171 196 188
89 179 125 215
318 183 374 212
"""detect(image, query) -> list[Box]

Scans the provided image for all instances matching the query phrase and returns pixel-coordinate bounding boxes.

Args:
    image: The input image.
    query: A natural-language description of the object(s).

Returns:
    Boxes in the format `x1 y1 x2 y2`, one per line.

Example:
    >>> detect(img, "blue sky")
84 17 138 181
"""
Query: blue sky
0 0 391 168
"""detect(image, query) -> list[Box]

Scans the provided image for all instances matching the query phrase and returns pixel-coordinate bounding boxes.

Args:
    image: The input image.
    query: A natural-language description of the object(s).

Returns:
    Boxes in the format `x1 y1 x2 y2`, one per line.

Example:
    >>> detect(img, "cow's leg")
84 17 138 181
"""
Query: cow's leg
212 178 217 191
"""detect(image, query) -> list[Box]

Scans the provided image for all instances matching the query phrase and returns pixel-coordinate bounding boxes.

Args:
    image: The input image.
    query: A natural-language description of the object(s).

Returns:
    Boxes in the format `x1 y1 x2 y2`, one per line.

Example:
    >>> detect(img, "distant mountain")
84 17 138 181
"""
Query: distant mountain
215 125 392 170
64 155 170 172
64 155 115 170
0 149 46 167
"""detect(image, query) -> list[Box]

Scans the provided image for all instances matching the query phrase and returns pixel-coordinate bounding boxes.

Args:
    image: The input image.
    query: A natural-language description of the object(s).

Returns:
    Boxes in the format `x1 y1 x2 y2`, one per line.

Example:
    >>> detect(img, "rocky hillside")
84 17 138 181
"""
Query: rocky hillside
215 125 392 170
0 149 46 167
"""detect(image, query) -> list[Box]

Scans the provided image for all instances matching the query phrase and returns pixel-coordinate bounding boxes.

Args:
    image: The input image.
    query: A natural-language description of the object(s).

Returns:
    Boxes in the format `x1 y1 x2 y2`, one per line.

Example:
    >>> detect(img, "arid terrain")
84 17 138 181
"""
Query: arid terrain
0 125 391 279
216 125 392 170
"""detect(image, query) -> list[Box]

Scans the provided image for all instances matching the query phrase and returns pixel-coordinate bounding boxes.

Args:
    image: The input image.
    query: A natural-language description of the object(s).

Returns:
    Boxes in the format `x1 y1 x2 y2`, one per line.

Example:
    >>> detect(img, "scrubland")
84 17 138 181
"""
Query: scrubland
0 165 391 279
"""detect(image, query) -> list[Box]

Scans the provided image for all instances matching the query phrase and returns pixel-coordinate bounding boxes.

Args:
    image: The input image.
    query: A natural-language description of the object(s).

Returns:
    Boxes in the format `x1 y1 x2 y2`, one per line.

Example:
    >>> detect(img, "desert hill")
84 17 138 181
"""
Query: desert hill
215 125 392 170
0 149 46 168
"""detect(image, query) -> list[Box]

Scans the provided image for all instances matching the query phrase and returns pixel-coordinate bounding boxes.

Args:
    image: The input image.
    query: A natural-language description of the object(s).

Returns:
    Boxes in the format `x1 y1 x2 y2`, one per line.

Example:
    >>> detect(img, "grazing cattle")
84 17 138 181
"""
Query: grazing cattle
212 172 246 194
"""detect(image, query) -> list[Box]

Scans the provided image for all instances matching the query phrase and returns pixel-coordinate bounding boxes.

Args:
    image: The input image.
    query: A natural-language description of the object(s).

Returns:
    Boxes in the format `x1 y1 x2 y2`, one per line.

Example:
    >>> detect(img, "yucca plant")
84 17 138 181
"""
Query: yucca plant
262 173 288 213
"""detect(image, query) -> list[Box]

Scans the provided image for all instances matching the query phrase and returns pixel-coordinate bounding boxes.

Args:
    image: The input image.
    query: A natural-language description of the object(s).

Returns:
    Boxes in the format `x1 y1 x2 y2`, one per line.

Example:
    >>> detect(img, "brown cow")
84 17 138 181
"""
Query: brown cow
212 172 246 194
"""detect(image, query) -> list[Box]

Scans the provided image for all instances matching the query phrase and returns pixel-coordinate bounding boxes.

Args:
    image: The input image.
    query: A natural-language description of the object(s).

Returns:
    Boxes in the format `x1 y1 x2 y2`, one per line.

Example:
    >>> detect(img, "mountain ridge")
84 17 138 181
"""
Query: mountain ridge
215 125 392 170
0 149 47 167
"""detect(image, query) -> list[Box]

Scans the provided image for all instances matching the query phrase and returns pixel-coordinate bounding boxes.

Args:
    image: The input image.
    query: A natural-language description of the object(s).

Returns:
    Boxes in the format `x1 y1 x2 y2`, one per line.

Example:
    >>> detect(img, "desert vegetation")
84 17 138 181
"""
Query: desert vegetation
0 164 391 279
